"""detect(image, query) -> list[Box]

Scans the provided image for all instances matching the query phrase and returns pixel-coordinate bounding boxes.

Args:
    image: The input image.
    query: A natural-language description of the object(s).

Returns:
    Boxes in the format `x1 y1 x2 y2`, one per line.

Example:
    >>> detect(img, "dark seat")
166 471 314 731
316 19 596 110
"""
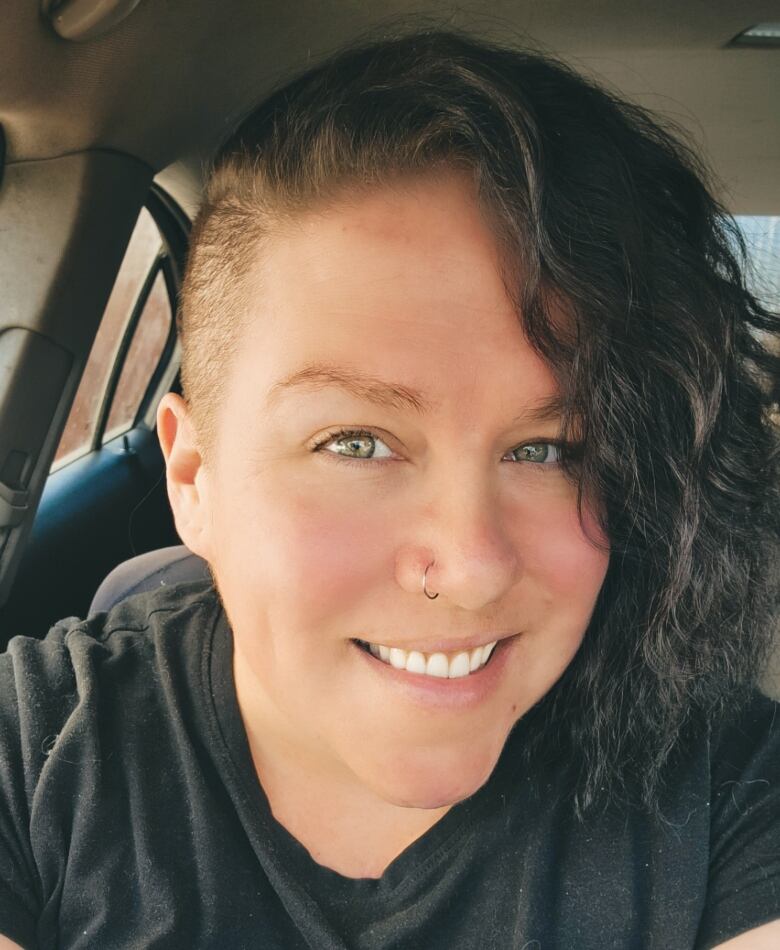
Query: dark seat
88 544 210 616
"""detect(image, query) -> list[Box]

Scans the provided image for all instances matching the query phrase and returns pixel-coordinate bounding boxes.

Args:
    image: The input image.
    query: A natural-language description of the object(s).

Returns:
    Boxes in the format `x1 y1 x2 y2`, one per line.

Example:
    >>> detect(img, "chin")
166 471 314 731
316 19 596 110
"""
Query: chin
366 748 500 810
393 789 475 810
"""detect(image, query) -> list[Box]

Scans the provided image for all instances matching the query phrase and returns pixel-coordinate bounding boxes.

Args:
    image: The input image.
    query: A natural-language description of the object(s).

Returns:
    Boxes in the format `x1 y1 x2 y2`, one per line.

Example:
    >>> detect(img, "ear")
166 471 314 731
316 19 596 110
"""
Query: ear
156 393 213 561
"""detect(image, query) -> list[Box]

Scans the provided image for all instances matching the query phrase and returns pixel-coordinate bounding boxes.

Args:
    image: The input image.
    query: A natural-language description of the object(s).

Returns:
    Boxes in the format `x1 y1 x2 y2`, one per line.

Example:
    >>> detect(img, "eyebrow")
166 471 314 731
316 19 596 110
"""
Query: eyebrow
266 361 565 425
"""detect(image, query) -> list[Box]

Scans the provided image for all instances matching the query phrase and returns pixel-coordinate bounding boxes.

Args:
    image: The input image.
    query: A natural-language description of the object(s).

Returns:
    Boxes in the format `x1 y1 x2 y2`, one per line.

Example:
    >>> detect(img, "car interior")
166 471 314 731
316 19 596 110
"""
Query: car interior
0 1 778 697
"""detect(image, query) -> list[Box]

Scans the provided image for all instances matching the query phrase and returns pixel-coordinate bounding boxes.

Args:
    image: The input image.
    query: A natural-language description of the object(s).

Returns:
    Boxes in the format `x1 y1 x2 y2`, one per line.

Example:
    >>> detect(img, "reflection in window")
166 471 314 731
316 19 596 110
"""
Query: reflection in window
52 208 163 470
103 269 171 442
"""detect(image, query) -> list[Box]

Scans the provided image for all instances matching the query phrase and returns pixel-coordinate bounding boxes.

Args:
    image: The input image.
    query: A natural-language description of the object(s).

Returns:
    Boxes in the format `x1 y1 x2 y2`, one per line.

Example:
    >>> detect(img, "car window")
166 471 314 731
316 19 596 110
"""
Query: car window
102 266 172 443
734 215 780 310
51 206 173 470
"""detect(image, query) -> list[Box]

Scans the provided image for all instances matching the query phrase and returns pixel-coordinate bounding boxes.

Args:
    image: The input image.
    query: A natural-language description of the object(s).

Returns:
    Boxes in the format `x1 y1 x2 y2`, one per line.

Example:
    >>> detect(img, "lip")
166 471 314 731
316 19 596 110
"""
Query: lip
351 632 519 710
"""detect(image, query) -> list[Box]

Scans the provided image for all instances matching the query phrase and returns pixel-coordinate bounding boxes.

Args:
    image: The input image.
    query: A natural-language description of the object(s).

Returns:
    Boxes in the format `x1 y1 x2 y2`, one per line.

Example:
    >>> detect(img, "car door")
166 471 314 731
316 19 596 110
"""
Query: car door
0 183 190 646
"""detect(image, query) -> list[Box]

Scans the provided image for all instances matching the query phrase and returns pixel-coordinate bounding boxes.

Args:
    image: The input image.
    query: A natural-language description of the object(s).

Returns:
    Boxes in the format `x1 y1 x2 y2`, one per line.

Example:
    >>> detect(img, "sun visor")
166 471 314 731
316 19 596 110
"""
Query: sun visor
41 0 144 43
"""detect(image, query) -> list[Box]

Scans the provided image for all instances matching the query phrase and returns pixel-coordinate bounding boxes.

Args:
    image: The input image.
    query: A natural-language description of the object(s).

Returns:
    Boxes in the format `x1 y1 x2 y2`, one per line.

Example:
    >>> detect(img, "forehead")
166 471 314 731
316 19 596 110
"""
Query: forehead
230 170 562 415
250 172 518 340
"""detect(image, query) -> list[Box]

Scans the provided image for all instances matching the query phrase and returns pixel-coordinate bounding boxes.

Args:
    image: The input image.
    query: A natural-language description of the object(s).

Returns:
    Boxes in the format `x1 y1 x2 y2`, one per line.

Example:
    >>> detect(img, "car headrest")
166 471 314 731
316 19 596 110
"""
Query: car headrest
88 545 211 616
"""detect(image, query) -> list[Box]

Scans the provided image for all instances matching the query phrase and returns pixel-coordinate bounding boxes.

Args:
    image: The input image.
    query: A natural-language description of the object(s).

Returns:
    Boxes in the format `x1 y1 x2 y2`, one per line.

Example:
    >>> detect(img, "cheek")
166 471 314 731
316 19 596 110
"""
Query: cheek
512 491 609 605
226 485 390 607
219 470 608 620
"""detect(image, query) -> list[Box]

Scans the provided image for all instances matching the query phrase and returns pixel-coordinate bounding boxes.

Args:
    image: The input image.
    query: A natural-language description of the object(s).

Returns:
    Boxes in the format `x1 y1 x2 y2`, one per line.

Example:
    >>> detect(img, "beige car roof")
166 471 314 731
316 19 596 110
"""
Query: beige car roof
2 1 779 215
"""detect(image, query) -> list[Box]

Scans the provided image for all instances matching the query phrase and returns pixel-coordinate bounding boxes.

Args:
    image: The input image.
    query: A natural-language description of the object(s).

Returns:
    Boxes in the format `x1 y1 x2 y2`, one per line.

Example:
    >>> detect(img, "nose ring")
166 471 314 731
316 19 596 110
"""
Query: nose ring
423 562 438 599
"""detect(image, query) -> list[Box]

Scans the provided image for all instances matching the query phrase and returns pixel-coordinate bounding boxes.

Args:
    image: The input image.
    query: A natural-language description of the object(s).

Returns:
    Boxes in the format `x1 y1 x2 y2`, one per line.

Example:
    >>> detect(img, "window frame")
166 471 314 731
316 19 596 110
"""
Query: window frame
93 252 164 449
49 183 189 472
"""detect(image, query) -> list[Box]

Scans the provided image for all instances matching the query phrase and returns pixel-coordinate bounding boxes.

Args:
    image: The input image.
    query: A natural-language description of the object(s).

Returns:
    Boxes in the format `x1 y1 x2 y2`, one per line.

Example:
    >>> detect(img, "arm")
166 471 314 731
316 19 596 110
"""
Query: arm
0 633 78 950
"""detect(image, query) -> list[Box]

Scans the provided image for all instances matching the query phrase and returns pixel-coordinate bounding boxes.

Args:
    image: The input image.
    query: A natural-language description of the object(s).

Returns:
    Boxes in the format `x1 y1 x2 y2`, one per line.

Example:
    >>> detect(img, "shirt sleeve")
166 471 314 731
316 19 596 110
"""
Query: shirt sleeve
0 623 81 950
695 689 780 949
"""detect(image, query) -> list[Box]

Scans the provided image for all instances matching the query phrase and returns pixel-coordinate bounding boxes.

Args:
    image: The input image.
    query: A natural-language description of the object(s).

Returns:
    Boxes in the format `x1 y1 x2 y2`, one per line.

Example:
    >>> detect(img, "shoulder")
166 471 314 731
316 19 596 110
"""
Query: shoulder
0 579 223 946
2 575 218 678
694 689 780 948
709 689 780 798
0 577 220 782
4 575 218 665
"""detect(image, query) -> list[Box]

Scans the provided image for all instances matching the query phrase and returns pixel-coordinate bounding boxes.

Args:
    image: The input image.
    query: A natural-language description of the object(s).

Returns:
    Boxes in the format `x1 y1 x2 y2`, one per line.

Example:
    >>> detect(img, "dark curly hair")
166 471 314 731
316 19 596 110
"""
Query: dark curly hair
179 27 780 817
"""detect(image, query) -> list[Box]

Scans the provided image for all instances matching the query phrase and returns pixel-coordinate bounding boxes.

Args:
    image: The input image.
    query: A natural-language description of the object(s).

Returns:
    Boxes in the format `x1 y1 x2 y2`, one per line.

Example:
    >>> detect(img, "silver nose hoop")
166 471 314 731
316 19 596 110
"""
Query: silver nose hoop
423 562 438 600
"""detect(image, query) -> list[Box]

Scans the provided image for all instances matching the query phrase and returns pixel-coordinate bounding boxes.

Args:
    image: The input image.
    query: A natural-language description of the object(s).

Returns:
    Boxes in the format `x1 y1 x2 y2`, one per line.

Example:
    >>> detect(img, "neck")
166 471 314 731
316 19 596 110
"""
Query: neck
233 649 451 879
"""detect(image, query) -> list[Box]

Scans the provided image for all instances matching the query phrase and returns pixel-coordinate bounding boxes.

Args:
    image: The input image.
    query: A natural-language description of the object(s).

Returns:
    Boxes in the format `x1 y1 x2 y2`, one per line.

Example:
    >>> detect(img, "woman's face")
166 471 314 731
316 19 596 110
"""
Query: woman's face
162 169 610 811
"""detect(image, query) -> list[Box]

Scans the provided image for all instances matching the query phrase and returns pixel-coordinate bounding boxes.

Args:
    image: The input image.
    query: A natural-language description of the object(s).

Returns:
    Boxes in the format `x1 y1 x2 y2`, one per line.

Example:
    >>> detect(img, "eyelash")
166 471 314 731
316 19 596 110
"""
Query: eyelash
310 427 579 470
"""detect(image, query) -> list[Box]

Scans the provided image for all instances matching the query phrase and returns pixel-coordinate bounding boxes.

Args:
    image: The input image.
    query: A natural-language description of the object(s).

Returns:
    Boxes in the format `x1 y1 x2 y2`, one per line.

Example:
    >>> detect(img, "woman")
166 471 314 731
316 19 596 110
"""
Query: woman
1 28 778 949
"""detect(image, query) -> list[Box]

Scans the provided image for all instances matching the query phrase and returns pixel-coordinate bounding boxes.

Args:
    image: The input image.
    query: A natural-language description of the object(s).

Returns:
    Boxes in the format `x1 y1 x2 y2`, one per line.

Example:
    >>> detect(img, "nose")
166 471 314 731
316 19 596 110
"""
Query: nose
397 476 520 612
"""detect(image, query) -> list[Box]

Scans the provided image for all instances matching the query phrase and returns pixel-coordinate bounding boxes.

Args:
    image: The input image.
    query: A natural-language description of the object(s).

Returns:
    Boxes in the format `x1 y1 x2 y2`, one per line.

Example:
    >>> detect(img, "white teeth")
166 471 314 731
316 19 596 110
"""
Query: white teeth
448 652 471 678
425 653 449 678
389 647 406 670
361 639 499 679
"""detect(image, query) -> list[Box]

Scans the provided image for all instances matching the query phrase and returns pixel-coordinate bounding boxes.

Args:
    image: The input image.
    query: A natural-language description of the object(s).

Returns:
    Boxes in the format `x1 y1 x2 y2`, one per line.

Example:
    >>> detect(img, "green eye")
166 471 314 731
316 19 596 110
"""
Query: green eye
510 442 561 464
315 429 393 460
335 434 375 458
313 429 568 469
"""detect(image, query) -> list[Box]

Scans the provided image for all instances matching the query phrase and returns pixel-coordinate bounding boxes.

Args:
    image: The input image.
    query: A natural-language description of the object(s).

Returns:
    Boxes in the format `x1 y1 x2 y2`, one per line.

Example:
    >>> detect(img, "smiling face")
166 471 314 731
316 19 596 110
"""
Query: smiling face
159 168 609 822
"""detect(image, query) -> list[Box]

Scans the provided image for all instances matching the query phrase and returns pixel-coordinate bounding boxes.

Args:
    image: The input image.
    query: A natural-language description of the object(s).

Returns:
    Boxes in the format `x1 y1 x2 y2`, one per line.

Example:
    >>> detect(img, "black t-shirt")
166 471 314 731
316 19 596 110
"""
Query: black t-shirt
0 579 778 949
